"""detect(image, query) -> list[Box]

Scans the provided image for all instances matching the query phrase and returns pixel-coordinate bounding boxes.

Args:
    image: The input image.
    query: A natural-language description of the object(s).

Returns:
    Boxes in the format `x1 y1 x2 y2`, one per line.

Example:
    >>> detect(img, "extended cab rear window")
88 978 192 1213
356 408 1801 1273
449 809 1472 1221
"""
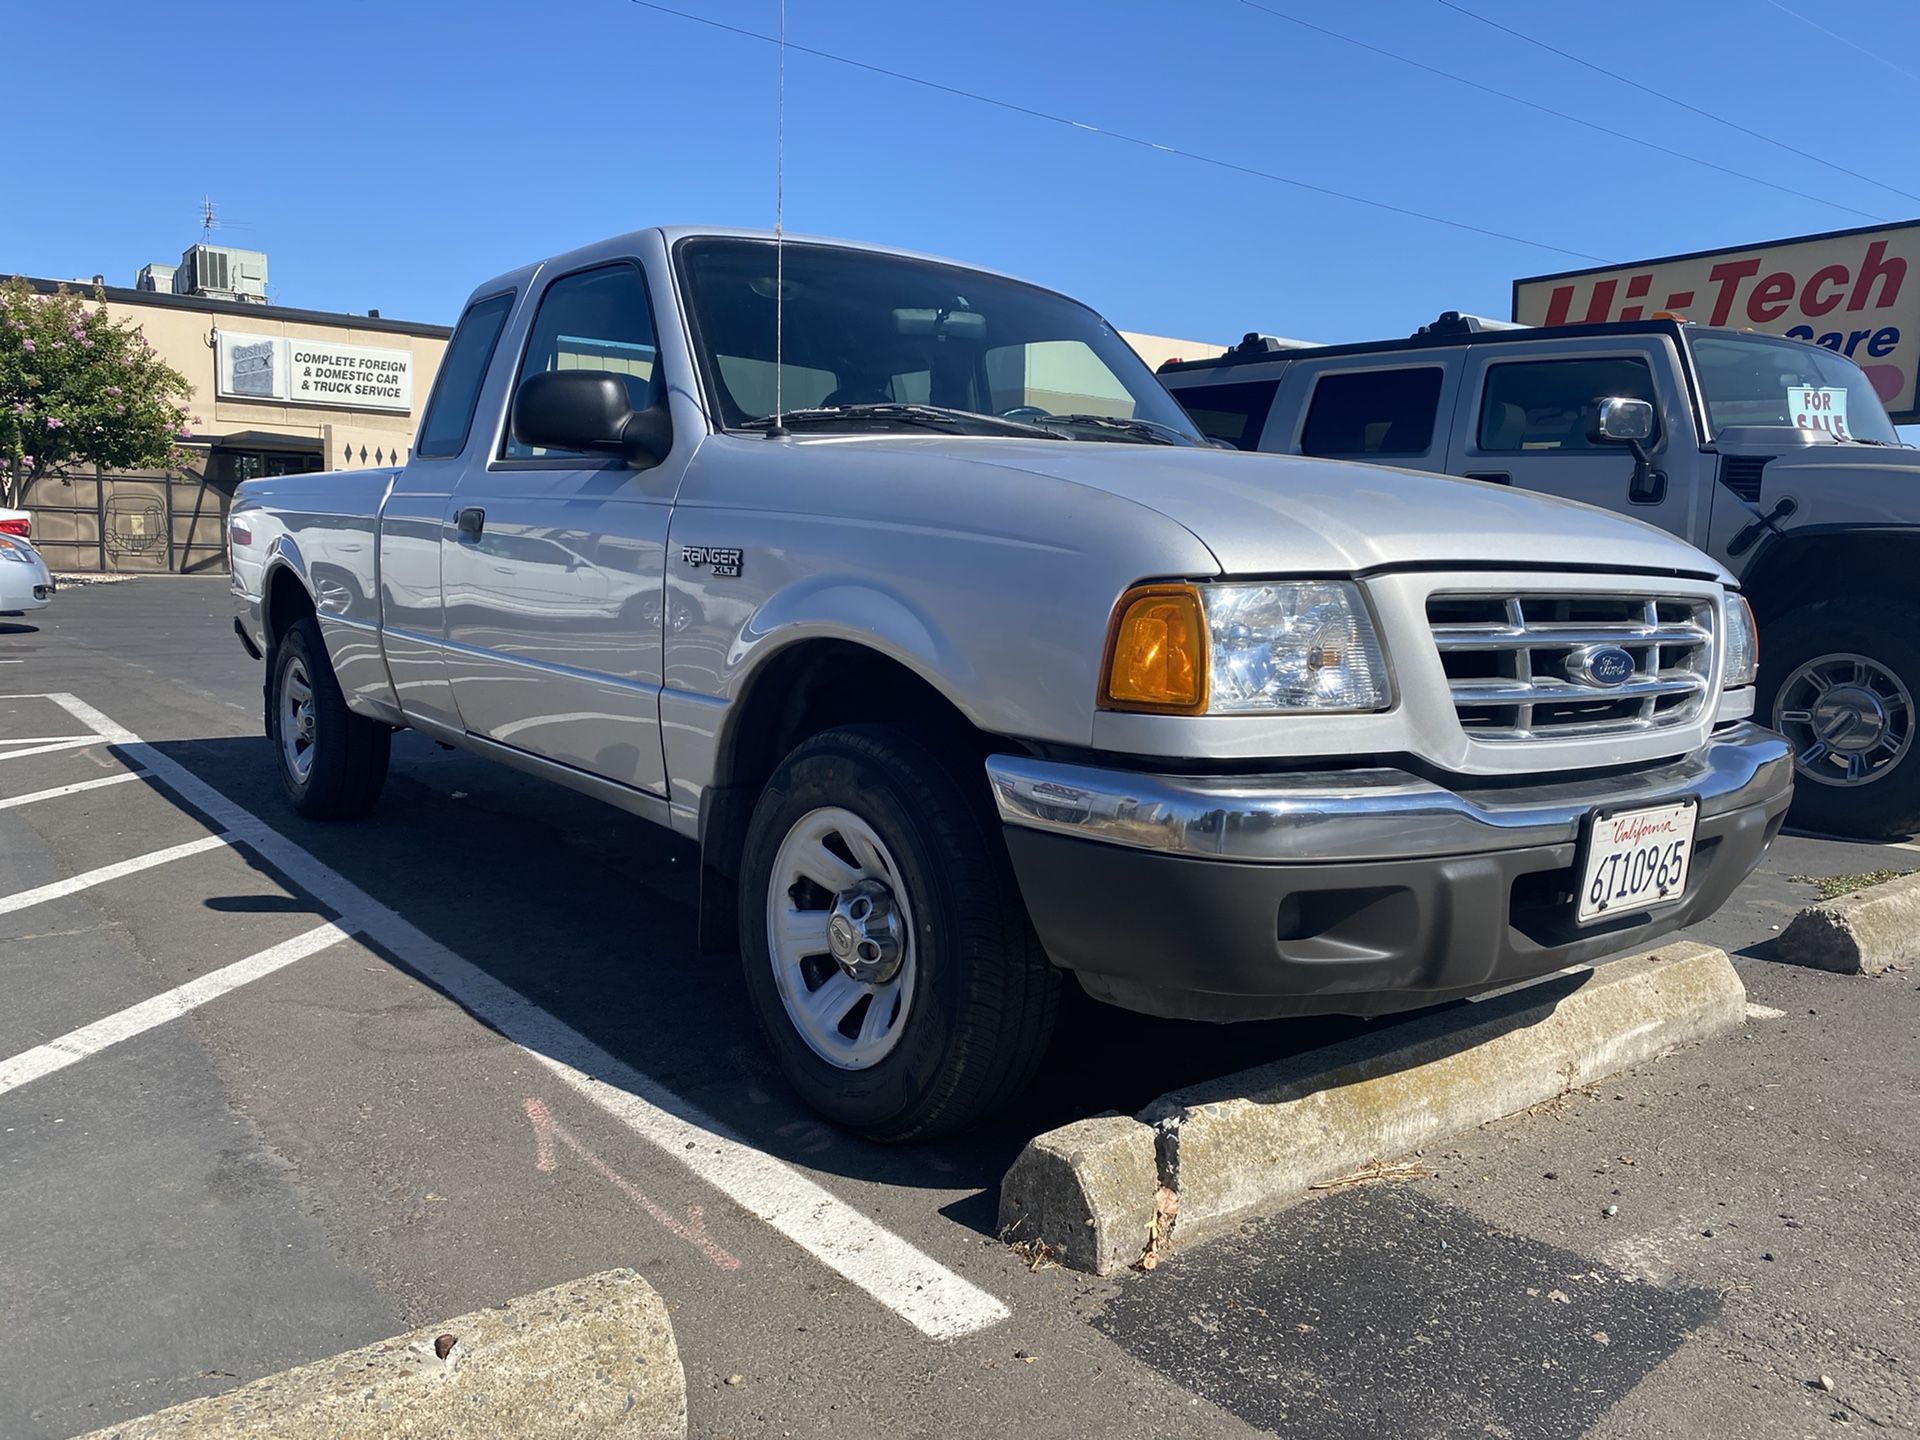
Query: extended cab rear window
1300 367 1441 457
415 292 513 458
1170 379 1279 451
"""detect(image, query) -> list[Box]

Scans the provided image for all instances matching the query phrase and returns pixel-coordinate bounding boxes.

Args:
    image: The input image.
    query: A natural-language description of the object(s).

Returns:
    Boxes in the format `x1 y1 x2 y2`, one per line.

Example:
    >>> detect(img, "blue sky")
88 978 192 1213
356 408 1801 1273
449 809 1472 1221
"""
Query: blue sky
7 0 1920 348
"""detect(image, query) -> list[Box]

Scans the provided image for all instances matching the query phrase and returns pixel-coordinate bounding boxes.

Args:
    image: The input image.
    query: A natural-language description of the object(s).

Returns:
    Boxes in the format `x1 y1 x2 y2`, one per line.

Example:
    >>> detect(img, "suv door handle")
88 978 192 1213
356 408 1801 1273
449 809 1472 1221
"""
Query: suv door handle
455 507 486 537
1463 471 1511 485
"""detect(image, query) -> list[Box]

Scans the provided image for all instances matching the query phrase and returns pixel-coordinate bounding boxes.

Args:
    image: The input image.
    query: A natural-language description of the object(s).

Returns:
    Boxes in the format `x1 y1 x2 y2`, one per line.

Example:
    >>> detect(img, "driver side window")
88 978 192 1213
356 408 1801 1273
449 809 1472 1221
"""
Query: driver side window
1478 358 1657 454
503 263 660 460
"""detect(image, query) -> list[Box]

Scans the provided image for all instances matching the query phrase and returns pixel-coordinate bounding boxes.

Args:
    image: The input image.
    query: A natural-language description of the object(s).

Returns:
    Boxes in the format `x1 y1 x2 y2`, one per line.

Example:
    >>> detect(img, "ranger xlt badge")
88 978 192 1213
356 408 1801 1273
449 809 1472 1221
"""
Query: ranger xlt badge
682 545 744 578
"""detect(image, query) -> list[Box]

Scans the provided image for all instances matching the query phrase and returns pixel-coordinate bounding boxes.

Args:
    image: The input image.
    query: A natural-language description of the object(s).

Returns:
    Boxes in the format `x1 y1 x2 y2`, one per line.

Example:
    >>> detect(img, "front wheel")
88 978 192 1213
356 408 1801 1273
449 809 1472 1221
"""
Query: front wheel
1763 598 1920 839
737 725 1060 1140
268 615 391 819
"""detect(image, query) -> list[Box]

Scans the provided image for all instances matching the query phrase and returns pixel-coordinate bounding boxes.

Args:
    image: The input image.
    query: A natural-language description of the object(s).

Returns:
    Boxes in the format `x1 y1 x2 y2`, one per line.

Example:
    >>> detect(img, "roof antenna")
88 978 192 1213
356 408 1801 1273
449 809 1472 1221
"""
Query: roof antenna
766 0 789 438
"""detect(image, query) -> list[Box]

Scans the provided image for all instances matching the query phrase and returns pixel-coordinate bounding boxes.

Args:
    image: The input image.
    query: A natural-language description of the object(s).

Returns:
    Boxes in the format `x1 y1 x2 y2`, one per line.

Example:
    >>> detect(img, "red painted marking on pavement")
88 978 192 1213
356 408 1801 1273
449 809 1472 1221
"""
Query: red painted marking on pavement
524 1097 742 1272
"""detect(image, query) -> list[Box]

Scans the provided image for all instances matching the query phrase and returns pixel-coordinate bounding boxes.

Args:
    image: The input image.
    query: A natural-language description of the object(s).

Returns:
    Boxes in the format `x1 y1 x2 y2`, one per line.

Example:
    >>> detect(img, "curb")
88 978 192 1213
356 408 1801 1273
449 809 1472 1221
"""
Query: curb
1000 943 1745 1275
75 1268 687 1439
1777 871 1920 975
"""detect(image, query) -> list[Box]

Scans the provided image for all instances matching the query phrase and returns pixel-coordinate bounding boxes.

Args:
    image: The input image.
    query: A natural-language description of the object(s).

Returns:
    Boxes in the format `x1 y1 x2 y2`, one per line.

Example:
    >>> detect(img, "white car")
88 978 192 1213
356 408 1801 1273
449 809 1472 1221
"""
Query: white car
0 529 54 613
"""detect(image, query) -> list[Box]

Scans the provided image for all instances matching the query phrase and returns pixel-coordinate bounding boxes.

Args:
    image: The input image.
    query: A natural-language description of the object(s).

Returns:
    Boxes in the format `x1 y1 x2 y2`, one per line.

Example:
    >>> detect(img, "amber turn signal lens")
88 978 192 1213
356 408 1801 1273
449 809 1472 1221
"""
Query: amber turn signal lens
1102 584 1207 713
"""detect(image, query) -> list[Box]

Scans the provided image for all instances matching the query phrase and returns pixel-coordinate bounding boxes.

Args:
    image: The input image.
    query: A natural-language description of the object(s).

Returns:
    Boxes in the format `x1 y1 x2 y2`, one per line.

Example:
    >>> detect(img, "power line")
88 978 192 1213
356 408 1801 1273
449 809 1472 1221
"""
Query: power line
1761 0 1920 86
1235 0 1886 223
1437 0 1920 207
623 0 1605 262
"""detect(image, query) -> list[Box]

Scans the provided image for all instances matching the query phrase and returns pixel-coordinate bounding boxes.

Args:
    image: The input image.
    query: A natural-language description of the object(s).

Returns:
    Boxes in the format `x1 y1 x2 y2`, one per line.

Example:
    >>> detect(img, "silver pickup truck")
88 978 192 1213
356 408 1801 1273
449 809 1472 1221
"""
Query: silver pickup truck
230 227 1792 1138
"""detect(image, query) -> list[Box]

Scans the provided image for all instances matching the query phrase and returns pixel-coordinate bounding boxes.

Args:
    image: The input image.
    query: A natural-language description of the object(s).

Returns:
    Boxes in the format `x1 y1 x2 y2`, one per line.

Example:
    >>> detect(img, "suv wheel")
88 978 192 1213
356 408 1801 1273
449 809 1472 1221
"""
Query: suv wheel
737 725 1060 1140
268 615 391 819
1764 599 1920 839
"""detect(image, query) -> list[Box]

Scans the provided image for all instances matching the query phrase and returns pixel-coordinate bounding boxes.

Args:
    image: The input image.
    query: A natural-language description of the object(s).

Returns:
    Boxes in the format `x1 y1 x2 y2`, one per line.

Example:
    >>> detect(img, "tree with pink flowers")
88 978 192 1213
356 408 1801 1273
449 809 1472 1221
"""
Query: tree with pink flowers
0 277 194 509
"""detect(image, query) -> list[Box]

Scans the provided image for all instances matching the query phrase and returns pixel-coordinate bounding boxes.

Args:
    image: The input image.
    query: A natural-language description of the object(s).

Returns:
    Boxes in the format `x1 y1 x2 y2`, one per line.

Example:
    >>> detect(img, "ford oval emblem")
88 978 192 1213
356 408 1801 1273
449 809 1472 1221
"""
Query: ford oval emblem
1567 645 1637 688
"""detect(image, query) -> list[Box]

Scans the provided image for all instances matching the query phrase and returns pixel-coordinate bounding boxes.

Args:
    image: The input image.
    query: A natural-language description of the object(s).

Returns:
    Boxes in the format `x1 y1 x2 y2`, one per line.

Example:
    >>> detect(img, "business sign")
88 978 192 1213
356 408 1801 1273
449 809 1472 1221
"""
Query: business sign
1514 221 1920 422
215 331 414 412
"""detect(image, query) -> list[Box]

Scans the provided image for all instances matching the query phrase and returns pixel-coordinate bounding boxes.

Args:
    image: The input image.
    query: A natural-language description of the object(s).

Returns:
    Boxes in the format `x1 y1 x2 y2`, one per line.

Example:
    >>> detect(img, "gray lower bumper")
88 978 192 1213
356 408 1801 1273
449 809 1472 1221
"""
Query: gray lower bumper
987 724 1793 1020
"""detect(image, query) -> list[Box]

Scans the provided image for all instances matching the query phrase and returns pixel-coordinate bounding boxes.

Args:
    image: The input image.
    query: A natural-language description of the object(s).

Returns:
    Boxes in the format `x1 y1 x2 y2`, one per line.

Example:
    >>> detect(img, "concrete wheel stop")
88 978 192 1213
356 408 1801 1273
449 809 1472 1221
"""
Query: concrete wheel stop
999 943 1748 1276
75 1268 686 1439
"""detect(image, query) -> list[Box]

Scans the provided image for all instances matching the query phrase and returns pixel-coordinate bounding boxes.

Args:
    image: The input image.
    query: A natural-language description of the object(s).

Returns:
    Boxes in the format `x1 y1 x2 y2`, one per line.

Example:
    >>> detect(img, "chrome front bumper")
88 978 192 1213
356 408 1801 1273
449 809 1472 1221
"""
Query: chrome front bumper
987 723 1792 864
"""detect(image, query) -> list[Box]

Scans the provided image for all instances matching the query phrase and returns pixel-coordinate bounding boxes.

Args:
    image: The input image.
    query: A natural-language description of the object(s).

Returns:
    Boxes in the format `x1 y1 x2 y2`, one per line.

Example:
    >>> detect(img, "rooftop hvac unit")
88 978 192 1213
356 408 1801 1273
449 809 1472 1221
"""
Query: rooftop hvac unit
173 244 269 304
136 262 177 293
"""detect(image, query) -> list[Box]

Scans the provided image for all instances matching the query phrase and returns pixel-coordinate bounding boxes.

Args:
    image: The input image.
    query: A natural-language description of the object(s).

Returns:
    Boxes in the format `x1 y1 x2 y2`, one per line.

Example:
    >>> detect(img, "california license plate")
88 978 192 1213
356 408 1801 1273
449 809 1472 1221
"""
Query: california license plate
1576 801 1697 924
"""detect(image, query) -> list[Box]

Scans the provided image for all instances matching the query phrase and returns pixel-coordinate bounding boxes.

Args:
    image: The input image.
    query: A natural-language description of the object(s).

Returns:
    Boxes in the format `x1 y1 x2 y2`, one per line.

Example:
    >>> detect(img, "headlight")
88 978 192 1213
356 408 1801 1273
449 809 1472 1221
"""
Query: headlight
1722 592 1757 689
1101 580 1390 714
0 536 31 564
1203 581 1390 712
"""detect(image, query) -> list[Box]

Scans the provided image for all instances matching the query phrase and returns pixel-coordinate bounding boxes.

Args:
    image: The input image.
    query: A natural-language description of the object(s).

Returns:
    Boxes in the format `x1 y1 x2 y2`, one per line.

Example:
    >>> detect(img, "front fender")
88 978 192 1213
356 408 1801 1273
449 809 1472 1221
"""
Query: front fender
731 575 977 707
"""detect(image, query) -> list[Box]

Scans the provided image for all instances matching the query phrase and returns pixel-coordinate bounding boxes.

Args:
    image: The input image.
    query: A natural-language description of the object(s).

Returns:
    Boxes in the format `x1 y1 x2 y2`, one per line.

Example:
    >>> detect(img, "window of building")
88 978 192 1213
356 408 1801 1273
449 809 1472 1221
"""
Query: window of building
1477 357 1658 453
1169 379 1280 451
503 265 660 460
416 292 513 458
1299 368 1442 457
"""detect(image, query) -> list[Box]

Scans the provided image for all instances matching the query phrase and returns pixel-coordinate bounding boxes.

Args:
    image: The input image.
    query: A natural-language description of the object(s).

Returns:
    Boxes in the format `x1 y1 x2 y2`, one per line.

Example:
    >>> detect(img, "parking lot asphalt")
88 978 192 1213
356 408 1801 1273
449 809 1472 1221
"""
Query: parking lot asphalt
1 576 1914 1439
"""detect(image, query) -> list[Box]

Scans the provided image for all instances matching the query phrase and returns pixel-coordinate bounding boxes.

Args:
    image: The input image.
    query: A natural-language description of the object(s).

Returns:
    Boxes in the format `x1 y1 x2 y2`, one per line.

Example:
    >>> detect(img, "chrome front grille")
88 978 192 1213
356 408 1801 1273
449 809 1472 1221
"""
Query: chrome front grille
1427 592 1714 742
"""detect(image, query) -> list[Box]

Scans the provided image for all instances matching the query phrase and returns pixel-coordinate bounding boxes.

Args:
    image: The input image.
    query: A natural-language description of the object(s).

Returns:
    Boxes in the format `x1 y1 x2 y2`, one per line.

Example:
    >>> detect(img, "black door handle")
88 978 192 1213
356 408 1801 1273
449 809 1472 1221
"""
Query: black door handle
1463 471 1511 485
455 506 485 537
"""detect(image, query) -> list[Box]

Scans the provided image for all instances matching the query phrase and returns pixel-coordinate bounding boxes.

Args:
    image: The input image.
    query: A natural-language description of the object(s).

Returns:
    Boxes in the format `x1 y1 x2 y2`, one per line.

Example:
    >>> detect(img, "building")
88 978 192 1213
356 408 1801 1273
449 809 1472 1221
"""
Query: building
16 247 448 574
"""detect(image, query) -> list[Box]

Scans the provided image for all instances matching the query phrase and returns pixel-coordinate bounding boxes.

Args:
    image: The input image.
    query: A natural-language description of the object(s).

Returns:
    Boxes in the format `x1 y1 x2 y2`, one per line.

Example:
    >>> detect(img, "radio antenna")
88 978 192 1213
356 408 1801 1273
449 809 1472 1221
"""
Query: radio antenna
767 0 789 438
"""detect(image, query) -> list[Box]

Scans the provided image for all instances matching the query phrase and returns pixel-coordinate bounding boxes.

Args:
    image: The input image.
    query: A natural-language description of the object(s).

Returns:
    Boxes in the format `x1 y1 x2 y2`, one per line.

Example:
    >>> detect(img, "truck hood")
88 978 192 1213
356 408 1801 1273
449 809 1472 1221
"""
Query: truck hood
941 439 1727 579
1752 443 1920 527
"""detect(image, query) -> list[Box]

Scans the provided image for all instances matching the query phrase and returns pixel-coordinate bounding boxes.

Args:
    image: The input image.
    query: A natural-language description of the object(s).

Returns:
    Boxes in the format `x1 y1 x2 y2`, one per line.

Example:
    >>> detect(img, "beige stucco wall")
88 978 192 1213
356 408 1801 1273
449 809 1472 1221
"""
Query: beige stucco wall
1121 330 1226 371
92 295 448 469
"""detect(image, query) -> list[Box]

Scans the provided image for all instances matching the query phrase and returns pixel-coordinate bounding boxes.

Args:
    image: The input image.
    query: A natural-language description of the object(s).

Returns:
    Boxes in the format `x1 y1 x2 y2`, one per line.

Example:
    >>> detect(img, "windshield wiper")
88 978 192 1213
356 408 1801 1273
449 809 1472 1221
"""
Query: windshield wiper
1034 413 1192 446
739 403 1063 438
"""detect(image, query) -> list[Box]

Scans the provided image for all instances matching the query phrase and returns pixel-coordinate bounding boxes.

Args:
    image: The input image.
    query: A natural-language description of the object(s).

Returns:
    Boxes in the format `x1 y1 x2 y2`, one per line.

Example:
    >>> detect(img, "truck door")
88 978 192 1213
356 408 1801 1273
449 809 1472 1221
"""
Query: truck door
439 258 681 797
379 288 518 733
1445 336 1708 545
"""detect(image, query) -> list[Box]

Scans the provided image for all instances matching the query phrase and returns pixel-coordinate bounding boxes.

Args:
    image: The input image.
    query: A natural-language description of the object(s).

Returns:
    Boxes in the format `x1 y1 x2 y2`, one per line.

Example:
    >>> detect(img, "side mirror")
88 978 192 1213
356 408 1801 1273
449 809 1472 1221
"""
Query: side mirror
1587 396 1655 445
512 370 671 468
1584 396 1664 505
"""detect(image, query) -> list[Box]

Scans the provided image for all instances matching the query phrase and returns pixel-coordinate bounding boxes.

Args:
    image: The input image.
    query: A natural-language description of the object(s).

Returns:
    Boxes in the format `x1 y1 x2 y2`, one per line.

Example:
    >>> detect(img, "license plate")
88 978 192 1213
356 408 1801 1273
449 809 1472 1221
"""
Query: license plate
1577 801 1697 924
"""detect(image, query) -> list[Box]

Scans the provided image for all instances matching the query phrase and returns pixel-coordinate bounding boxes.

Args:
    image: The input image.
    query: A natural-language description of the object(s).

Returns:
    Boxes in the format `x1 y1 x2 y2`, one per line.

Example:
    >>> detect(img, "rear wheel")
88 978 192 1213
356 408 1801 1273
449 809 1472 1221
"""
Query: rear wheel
737 725 1060 1140
268 615 391 819
1764 599 1920 839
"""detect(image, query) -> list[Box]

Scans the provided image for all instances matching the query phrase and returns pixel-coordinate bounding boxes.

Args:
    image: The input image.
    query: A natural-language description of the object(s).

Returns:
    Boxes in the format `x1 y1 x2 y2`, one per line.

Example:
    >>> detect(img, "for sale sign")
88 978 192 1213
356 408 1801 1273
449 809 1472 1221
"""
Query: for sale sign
1514 221 1920 422
1788 386 1850 438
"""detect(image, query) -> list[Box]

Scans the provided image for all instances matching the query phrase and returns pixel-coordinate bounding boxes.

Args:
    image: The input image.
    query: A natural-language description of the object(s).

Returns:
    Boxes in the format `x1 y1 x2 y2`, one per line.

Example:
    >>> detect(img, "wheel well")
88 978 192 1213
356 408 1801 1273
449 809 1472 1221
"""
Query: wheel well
695 639 1005 950
1742 530 1920 623
263 565 316 651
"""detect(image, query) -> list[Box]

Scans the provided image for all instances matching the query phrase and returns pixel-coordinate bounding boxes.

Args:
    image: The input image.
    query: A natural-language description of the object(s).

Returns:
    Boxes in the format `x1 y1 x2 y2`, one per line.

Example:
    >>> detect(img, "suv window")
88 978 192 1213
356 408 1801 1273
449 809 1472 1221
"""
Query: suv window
1171 379 1280 451
1478 357 1657 453
503 263 660 460
415 292 512 458
1300 368 1441 457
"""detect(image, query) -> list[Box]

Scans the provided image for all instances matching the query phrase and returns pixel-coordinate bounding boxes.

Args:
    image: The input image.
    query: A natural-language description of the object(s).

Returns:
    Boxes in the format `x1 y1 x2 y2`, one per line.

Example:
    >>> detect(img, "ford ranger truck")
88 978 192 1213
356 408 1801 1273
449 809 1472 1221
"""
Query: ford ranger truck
229 230 1792 1138
1161 313 1905 839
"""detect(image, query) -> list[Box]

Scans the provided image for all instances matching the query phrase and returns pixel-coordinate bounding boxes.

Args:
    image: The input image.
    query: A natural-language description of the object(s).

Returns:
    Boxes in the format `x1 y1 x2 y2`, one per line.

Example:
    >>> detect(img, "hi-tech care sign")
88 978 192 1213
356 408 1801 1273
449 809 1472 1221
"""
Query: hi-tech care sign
215 330 414 413
1514 221 1920 422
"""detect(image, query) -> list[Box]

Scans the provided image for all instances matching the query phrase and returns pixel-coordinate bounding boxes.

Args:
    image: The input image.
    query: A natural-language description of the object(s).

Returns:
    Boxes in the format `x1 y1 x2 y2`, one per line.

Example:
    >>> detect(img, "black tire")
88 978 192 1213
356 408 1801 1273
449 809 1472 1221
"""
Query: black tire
737 725 1060 1140
1761 598 1920 840
267 615 391 820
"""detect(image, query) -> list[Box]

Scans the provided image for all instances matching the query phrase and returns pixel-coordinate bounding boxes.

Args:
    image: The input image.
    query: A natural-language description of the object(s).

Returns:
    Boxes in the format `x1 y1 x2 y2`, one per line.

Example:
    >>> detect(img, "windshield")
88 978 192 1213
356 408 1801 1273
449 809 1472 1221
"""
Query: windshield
1687 332 1900 444
676 238 1207 445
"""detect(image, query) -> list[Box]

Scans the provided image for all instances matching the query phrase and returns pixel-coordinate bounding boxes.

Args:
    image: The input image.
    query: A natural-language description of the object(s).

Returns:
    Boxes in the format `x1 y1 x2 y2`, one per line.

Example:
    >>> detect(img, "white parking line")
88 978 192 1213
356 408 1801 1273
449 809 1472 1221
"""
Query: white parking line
27 693 1011 1341
0 834 229 918
0 771 147 812
0 922 353 1098
0 736 101 746
0 737 103 762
